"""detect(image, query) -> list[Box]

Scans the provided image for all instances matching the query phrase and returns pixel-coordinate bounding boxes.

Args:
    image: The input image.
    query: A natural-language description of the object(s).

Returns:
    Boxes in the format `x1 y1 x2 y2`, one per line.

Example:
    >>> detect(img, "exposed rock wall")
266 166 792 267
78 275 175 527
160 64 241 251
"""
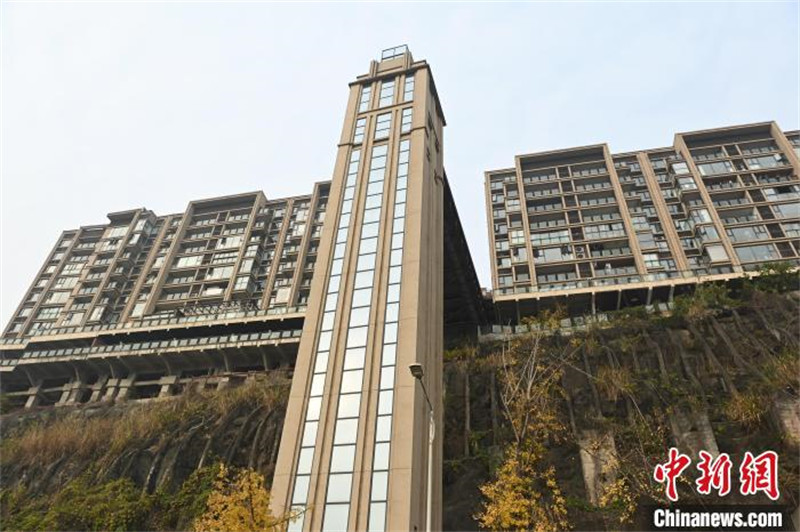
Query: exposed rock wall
442 291 800 530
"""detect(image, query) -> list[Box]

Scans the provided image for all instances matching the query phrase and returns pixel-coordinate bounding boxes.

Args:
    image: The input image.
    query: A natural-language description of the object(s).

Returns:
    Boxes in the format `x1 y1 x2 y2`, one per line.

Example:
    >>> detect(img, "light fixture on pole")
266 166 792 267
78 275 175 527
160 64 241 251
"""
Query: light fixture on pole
409 363 434 532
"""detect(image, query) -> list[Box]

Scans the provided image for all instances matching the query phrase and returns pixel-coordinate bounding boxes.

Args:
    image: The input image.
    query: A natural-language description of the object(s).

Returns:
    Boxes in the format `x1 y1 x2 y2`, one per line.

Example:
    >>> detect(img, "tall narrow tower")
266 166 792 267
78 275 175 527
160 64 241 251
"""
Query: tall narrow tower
271 47 445 531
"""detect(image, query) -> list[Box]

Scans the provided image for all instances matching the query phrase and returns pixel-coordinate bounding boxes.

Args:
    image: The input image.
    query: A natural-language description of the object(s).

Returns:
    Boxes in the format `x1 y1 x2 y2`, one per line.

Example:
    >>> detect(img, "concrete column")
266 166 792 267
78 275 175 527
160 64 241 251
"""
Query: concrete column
114 375 137 401
23 381 43 409
668 406 719 457
158 375 178 398
89 375 110 403
772 397 800 447
577 429 618 505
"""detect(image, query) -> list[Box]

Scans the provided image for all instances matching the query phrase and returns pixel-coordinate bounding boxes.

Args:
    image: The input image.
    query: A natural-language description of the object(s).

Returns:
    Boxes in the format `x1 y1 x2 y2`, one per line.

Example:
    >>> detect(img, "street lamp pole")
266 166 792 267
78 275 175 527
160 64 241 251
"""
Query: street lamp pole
409 363 434 532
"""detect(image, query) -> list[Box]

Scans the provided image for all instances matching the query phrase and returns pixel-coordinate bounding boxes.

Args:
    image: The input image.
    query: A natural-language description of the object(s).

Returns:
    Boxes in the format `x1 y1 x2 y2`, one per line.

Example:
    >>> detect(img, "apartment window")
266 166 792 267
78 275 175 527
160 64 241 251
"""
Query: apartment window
222 225 245 236
584 223 625 240
353 118 366 144
274 286 291 303
583 209 620 223
572 163 606 177
211 251 237 264
533 246 573 264
61 263 82 274
63 311 84 326
764 185 800 201
720 208 759 224
403 75 414 102
45 291 70 304
509 230 525 245
374 113 391 140
735 243 780 263
218 235 243 249
705 245 729 263
697 160 734 176
358 85 372 113
53 276 78 289
378 79 395 107
672 162 690 175
740 141 777 155
531 229 570 246
36 307 61 320
726 225 768 243
537 269 577 284
690 209 712 224
638 232 657 249
693 147 728 162
746 154 784 170
782 222 800 237
400 108 412 133
774 203 799 219
696 225 720 243
175 255 202 268
106 225 128 238
100 239 119 252
590 243 630 257
643 253 661 269
130 302 146 318
206 266 233 280
678 177 697 190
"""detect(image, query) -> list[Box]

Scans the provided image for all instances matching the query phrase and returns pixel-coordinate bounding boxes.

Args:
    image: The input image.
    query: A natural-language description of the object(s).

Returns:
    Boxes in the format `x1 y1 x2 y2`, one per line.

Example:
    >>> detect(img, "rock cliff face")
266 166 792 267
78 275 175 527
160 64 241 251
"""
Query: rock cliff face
1 375 288 531
2 289 798 531
440 289 800 531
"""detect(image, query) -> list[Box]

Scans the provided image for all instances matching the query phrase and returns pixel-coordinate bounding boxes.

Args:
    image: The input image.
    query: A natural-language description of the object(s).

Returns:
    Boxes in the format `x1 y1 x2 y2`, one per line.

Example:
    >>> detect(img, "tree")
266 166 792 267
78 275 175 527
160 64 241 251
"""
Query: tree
476 308 574 531
477 443 568 532
191 465 299 532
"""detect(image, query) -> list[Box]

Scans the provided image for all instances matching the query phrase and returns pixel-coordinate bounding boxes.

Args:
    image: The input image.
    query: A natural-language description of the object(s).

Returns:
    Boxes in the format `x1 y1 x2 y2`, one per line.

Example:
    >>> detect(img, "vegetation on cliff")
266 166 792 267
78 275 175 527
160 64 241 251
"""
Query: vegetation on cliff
1 376 290 531
444 265 800 531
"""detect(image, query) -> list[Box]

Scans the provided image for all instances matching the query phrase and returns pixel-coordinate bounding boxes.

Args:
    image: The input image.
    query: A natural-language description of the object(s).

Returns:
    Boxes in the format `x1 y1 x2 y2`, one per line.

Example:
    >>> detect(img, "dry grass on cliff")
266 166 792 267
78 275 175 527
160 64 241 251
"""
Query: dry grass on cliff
1 377 288 469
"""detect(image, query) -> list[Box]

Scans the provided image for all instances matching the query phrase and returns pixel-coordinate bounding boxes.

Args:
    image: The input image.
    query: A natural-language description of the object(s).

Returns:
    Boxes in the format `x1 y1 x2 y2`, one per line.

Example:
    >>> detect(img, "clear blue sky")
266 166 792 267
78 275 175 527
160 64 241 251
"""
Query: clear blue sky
1 1 798 326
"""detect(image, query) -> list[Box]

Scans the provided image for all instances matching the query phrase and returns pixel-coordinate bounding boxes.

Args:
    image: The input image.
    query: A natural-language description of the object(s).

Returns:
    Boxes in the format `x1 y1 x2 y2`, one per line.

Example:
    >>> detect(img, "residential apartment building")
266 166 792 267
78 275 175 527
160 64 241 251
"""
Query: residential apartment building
3 188 330 340
0 188 334 409
486 122 800 321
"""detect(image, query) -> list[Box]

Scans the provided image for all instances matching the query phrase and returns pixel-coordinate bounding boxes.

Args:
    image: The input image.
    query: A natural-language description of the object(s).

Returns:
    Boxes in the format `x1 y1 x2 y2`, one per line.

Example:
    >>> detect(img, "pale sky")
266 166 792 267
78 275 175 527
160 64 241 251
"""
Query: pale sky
1 1 798 326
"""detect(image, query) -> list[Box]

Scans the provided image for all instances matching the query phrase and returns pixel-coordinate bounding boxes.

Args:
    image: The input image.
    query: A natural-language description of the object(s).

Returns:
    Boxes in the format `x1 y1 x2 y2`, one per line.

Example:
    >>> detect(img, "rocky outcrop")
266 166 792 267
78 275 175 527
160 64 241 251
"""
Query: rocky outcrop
1 376 288 501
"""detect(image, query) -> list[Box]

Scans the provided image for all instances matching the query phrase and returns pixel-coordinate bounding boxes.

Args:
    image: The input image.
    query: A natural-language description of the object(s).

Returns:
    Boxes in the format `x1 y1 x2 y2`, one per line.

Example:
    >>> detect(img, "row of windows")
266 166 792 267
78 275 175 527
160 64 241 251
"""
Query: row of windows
322 142 391 531
354 107 412 145
357 73 414 115
367 138 410 532
289 149 362 531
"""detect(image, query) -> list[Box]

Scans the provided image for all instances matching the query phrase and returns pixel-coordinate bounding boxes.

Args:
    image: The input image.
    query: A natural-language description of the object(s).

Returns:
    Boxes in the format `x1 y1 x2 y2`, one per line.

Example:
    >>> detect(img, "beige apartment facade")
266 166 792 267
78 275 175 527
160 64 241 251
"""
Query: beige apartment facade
486 122 800 322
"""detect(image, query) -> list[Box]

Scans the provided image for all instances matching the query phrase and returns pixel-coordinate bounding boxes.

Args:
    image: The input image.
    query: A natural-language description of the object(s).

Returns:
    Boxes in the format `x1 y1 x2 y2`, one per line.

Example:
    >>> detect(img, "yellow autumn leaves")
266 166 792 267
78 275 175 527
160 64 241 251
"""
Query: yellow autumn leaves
192 465 301 532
